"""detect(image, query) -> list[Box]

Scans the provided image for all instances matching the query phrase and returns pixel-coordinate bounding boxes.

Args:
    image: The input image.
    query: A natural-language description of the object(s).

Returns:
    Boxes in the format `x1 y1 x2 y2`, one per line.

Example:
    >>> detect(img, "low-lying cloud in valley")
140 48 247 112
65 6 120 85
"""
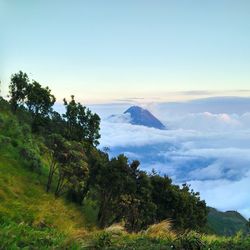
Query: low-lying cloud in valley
93 97 250 218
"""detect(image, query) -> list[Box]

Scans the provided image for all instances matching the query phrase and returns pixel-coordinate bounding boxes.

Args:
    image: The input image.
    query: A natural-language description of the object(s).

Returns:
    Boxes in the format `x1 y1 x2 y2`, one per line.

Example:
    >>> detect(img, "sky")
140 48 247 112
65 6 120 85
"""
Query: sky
1 1 250 216
1 0 250 103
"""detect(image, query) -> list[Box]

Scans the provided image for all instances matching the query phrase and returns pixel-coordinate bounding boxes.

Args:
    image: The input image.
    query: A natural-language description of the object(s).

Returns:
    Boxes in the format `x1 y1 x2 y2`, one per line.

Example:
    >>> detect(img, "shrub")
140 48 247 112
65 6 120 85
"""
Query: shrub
0 135 11 146
94 231 112 249
19 145 42 173
175 231 205 250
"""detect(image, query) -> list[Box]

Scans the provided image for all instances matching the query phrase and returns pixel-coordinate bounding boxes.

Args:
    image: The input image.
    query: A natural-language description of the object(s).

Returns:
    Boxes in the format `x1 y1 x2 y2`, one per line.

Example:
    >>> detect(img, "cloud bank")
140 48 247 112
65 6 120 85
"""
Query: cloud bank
96 98 250 218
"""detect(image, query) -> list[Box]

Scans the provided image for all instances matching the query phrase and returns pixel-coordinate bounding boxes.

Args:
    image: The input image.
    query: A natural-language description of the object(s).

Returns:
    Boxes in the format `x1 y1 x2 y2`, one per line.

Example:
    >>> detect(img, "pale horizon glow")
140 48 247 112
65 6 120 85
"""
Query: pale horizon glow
1 0 250 103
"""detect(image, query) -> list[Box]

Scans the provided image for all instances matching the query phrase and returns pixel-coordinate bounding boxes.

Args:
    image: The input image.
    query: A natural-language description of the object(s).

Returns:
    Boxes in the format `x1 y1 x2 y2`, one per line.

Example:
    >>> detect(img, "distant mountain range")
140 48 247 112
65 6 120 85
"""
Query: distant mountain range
124 106 166 130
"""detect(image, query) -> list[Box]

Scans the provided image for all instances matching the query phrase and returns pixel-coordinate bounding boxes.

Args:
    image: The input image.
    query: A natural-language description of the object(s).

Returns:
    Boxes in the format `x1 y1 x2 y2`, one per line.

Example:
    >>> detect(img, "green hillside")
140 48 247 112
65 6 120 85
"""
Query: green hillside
0 100 89 248
1 72 250 249
208 207 249 236
1 108 250 249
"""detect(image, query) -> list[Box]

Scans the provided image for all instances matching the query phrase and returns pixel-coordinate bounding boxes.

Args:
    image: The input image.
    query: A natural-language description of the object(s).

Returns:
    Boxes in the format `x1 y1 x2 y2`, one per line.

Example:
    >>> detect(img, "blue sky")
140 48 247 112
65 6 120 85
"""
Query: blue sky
1 0 250 103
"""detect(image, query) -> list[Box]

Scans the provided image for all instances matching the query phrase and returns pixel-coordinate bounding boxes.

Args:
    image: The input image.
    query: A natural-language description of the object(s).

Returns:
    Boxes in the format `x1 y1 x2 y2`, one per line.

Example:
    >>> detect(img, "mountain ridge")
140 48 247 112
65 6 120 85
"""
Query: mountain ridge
124 106 166 130
207 207 249 236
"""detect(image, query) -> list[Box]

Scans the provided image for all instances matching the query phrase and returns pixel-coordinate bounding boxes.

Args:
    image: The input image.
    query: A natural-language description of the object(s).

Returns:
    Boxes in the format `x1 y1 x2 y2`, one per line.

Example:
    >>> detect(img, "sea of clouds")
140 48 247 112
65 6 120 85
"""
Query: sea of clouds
89 97 250 218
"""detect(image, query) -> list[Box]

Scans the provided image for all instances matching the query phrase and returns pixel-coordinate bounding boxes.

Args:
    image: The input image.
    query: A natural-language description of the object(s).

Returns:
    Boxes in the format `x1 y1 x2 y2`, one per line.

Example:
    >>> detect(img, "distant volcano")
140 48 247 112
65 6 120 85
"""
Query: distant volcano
124 106 166 130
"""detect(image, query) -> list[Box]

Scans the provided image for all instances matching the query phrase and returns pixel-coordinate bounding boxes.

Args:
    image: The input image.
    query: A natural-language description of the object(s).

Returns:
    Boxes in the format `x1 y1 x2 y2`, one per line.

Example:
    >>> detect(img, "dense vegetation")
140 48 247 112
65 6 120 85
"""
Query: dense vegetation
1 71 250 249
207 207 249 236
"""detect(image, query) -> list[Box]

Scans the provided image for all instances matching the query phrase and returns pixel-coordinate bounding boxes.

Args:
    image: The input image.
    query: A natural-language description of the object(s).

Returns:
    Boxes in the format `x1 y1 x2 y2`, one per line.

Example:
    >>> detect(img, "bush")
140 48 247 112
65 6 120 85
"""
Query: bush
19 145 42 173
175 231 205 250
0 135 11 146
94 231 112 249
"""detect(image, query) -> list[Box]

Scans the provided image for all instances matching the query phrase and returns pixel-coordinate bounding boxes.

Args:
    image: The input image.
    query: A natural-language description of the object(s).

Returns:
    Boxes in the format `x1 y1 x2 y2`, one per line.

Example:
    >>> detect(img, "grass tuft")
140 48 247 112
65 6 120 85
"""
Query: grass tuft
146 219 176 239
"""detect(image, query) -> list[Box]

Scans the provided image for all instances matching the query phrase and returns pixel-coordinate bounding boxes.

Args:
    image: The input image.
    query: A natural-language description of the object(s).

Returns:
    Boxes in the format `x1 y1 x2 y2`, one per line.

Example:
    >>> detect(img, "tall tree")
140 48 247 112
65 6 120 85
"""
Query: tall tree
63 95 100 146
118 162 156 232
45 133 66 192
90 155 156 230
54 141 89 198
9 71 29 111
26 81 56 117
26 81 56 131
150 173 207 231
63 95 78 139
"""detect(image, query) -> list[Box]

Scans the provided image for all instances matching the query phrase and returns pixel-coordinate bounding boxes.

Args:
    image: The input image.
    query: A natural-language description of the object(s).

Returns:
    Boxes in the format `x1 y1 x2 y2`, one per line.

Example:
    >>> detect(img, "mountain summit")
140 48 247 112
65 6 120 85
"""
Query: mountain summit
124 106 166 130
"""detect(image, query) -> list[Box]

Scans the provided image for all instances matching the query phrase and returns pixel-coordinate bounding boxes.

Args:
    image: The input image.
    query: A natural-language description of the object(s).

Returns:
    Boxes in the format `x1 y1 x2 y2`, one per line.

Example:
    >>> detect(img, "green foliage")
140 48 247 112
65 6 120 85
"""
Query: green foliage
175 231 205 250
9 71 29 112
54 140 89 198
207 207 249 236
0 129 86 249
0 110 42 174
44 133 66 192
151 174 207 231
4 71 249 249
94 231 112 249
19 144 42 173
26 80 55 132
8 71 56 132
90 231 250 250
0 220 66 249
92 233 174 250
26 81 55 117
63 95 101 146
87 153 155 230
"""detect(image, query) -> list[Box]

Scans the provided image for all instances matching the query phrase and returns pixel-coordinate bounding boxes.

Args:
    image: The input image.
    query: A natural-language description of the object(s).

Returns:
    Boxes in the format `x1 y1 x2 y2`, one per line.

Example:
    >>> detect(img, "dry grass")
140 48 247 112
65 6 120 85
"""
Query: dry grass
146 219 176 239
105 222 126 235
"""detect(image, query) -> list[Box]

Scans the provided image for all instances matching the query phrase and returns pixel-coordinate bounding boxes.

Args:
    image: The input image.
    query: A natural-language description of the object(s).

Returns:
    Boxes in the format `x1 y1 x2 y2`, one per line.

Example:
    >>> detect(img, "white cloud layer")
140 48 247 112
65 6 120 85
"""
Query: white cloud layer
96 99 250 218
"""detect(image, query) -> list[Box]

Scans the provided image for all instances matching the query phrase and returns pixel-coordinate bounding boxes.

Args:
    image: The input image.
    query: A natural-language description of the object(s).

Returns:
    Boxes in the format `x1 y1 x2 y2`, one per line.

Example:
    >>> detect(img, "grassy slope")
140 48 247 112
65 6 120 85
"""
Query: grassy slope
0 103 90 248
207 207 248 236
0 145 89 248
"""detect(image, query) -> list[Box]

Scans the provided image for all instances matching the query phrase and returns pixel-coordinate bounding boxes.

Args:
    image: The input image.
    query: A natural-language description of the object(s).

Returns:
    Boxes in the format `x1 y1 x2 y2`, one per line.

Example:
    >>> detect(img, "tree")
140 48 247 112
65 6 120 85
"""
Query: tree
63 95 100 146
77 104 100 146
26 81 56 131
150 173 207 231
9 71 29 111
91 154 131 228
48 111 67 136
26 81 55 117
45 134 89 202
54 140 89 198
45 133 66 192
8 71 56 131
118 164 156 232
89 155 156 231
63 95 78 139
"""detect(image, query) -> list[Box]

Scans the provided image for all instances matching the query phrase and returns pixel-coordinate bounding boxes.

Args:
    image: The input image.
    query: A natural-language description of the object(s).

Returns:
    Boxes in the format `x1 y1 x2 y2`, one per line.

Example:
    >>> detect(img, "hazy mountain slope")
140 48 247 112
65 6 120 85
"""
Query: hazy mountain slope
124 106 166 129
207 207 249 236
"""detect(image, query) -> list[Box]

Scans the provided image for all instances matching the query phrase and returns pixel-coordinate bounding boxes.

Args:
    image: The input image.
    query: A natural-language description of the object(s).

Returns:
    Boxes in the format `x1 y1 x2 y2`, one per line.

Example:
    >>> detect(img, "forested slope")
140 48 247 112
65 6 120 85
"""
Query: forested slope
1 71 250 249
